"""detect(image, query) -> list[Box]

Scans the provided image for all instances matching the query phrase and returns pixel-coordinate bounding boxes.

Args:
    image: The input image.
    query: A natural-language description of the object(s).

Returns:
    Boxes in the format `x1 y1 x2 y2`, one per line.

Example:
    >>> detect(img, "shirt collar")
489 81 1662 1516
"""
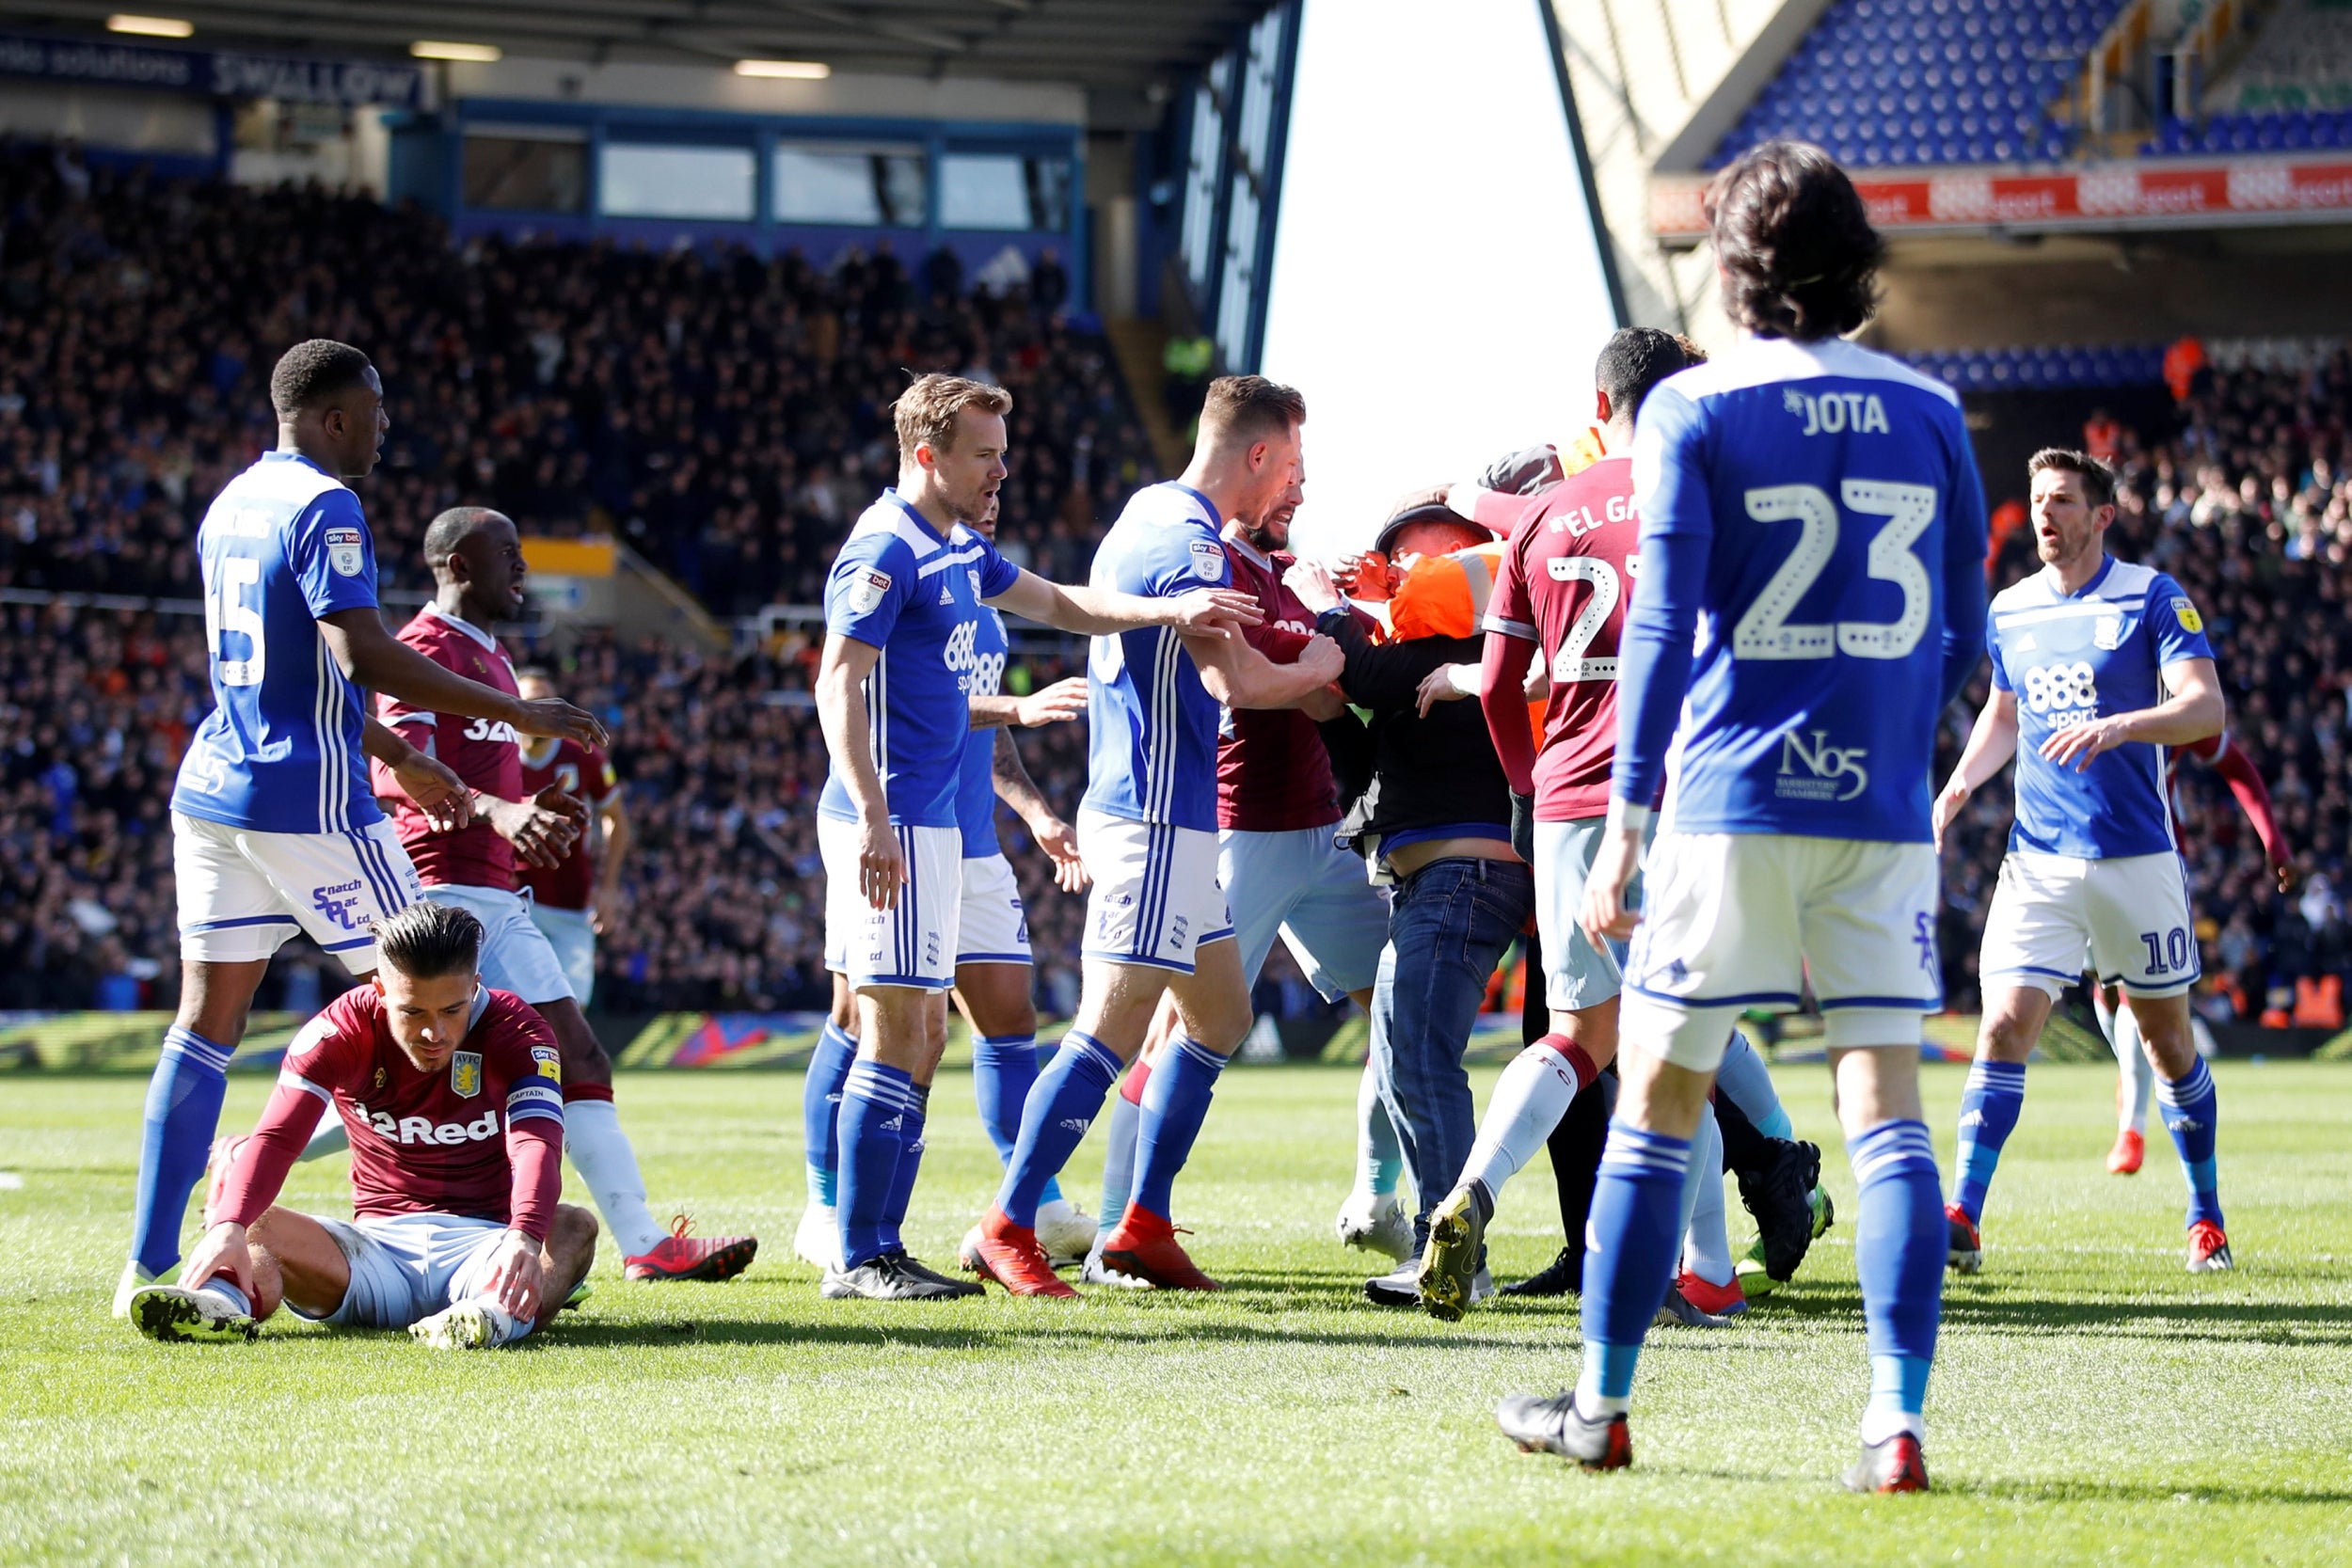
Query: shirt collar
421 601 500 652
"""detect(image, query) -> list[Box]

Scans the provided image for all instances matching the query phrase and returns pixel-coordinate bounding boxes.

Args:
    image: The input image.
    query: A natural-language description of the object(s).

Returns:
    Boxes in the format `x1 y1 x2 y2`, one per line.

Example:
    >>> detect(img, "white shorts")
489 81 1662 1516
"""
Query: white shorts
1621 832 1942 1071
820 815 961 990
958 853 1031 965
1218 825 1389 999
1079 808 1233 974
1534 816 1628 1013
420 884 572 1006
298 1212 511 1330
1981 849 2199 1000
173 812 422 974
529 903 597 1007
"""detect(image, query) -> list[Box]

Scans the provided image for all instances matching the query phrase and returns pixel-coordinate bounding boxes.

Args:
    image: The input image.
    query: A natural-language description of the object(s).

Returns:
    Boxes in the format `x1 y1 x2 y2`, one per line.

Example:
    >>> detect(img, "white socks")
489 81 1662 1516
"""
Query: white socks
563 1097 668 1256
1460 1043 1583 1199
1681 1103 1733 1287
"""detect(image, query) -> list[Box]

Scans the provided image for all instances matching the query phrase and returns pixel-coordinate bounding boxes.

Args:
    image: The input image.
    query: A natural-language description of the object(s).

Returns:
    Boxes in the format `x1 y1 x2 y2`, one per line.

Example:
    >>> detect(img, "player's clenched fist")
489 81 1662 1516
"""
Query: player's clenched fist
857 810 908 910
1295 633 1344 687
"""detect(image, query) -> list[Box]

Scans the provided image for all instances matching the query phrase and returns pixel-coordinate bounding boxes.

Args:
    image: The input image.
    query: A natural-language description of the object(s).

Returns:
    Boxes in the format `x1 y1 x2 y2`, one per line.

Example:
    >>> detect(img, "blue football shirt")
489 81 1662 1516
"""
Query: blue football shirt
955 606 1012 857
169 451 384 834
1080 483 1230 832
1617 336 1990 843
1988 557 2213 858
818 492 1021 830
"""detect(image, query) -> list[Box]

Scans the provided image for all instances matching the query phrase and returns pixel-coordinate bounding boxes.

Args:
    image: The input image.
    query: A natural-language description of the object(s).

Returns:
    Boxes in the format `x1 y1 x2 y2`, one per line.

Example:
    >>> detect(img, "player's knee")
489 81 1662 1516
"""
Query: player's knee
550 1203 599 1264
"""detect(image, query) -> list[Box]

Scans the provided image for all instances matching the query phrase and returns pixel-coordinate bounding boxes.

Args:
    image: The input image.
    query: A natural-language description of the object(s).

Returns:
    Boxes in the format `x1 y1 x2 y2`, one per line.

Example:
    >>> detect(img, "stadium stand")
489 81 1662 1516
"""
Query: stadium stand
0 139 1154 616
1708 0 2117 169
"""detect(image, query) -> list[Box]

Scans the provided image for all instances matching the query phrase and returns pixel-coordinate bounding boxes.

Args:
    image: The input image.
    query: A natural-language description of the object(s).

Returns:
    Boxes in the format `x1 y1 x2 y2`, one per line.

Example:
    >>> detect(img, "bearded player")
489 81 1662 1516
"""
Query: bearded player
968 375 1346 1297
127 902 597 1350
1082 481 1395 1284
360 506 755 1282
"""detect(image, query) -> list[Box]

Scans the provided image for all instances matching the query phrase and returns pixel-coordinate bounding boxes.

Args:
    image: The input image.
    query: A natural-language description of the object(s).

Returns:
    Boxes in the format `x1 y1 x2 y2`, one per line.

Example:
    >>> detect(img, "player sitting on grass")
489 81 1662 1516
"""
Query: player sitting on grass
126 901 596 1350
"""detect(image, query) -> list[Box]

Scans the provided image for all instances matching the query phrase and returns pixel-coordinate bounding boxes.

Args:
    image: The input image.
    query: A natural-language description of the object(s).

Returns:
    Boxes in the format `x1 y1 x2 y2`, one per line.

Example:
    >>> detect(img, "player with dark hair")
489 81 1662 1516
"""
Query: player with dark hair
1933 449 2234 1274
513 665 631 1008
1499 140 1988 1490
966 374 1344 1297
119 339 606 1320
813 373 1263 1300
126 901 599 1350
354 505 756 1283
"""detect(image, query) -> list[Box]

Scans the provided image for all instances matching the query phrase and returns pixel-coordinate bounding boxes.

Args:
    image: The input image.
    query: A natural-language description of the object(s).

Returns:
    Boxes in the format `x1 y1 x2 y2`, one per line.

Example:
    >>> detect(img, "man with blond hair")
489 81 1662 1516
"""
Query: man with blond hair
812 373 1263 1300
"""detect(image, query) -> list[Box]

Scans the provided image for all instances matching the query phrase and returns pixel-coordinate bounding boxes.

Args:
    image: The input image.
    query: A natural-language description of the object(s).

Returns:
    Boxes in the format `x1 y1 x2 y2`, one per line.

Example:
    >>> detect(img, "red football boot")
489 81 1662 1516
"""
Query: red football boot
2106 1128 2145 1176
1674 1268 1748 1317
1098 1205 1221 1291
623 1214 758 1282
969 1208 1077 1297
1843 1433 1931 1494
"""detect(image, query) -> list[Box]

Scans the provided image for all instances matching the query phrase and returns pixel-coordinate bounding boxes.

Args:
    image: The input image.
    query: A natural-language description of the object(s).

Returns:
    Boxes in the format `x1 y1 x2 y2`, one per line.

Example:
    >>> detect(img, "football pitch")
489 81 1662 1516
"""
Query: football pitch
3 1061 2347 1566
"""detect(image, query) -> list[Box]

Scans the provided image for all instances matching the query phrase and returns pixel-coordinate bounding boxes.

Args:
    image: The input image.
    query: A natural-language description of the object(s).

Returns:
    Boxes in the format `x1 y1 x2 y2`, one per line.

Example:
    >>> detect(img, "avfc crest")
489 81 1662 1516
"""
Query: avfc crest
451 1051 484 1099
325 526 366 578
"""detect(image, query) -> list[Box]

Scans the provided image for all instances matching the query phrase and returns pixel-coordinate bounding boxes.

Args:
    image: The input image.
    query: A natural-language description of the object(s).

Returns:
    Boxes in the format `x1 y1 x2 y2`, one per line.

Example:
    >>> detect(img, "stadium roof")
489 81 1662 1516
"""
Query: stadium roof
0 2 1267 98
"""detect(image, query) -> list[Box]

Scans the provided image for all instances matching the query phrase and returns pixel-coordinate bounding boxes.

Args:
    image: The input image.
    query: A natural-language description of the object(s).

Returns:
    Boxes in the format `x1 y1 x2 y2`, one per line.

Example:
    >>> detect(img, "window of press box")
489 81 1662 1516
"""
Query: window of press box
771 145 928 225
462 132 588 214
599 142 757 222
938 153 1072 231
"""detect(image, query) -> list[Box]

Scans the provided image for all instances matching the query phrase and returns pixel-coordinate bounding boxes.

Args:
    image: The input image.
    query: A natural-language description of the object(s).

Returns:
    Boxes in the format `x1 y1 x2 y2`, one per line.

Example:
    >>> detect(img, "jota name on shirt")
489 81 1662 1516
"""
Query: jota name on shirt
1784 387 1891 436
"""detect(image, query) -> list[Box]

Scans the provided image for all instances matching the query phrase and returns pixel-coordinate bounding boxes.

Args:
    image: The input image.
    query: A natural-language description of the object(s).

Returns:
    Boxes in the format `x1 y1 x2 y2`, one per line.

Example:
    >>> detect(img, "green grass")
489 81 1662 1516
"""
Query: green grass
3 1062 2348 1565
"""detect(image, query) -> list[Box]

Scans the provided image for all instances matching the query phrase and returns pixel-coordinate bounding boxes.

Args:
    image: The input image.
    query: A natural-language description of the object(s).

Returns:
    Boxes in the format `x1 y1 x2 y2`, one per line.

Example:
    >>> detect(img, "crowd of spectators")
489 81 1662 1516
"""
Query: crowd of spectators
0 139 1156 616
6 137 2351 1029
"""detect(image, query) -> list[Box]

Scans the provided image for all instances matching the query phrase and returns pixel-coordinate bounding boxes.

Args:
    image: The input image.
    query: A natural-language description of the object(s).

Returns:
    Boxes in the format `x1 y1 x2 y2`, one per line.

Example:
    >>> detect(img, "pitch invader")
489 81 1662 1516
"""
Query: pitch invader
119 339 606 1319
814 373 1262 1300
1498 142 1989 1492
1419 328 1710 1321
1088 482 1395 1284
968 375 1346 1297
1932 449 2233 1274
362 506 755 1281
514 665 631 1009
128 902 597 1350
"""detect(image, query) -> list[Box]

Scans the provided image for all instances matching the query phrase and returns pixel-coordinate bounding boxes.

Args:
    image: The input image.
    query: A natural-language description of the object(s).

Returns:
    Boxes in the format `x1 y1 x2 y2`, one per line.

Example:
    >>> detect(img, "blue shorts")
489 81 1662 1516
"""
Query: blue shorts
1217 825 1389 999
297 1212 512 1330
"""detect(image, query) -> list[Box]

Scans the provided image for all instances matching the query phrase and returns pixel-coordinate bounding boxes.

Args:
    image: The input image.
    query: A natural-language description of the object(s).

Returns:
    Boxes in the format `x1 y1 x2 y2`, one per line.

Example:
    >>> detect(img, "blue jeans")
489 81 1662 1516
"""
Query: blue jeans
1371 856 1536 1249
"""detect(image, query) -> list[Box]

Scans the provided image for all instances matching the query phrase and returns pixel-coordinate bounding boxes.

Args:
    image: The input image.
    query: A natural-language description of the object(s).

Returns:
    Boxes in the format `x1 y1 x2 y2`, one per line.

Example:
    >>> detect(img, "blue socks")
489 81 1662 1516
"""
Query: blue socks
2154 1057 2222 1228
836 1059 920 1269
130 1026 234 1276
803 1021 857 1207
994 1032 1120 1228
1952 1059 2026 1224
1575 1123 1692 1415
1131 1037 1228 1219
972 1034 1061 1206
1849 1119 1944 1444
880 1080 930 1252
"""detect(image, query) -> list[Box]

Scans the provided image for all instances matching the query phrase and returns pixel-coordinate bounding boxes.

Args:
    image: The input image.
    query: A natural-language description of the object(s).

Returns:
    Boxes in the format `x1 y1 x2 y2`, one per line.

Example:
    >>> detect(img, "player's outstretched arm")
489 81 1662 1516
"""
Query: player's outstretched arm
361 719 473 832
986 568 1262 639
968 676 1088 731
814 631 906 909
2041 657 2226 771
1933 688 2020 849
2197 735 2295 888
992 728 1088 894
319 610 608 749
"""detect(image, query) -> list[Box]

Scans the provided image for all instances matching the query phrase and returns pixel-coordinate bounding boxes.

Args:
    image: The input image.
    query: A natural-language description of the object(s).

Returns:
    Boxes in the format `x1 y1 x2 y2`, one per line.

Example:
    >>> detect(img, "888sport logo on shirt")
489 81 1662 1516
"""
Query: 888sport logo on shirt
2022 660 2101 714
